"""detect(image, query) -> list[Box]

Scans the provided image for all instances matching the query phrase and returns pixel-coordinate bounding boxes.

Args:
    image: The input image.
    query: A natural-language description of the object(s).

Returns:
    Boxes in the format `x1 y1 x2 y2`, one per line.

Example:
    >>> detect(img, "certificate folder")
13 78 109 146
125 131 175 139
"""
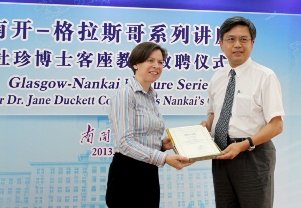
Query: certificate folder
166 125 222 162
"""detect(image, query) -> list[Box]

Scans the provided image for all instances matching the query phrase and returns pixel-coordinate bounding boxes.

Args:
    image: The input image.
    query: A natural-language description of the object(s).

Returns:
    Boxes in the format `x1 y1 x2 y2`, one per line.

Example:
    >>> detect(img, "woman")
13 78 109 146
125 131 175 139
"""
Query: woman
106 42 193 208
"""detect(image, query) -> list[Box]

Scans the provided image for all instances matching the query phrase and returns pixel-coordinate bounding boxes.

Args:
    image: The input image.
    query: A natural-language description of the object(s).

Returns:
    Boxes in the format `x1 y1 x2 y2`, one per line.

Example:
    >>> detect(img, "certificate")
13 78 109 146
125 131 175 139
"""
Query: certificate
166 125 222 162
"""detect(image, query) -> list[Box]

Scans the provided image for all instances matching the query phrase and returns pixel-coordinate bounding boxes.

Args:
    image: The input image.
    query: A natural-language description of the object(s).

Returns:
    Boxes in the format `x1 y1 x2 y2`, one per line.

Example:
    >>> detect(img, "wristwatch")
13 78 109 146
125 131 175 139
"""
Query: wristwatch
246 137 255 151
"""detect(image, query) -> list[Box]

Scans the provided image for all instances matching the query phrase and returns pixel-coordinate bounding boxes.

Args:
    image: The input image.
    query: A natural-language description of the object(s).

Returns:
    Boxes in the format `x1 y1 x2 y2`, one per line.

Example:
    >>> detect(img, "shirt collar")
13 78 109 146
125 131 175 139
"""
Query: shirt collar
129 76 157 98
229 57 252 77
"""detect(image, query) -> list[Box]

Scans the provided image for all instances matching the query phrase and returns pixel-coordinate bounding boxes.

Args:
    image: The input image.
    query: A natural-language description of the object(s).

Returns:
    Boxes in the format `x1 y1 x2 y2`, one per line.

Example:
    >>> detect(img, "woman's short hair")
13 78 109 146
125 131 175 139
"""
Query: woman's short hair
129 42 168 74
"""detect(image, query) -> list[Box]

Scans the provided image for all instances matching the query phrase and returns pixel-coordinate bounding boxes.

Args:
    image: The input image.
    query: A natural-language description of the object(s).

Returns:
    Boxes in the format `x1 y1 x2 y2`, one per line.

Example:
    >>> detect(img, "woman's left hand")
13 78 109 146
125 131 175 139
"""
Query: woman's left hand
161 136 173 150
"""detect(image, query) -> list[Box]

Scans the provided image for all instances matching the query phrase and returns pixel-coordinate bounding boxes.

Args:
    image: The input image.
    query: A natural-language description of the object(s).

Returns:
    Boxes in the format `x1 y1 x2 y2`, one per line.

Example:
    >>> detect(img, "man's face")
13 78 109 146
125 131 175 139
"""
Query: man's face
220 25 254 68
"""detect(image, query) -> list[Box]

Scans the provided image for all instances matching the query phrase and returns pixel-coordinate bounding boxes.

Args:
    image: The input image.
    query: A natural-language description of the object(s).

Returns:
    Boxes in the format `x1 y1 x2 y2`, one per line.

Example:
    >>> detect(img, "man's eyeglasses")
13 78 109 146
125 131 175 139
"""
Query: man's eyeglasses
223 37 251 44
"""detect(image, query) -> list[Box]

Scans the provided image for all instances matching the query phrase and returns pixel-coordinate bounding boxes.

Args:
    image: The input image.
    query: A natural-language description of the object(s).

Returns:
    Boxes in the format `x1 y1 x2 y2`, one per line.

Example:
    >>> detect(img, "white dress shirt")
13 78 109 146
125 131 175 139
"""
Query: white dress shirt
208 57 285 138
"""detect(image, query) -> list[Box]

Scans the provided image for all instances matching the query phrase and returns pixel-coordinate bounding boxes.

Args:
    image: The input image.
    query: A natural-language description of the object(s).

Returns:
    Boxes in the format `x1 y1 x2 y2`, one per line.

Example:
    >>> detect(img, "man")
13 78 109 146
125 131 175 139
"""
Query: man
201 16 285 208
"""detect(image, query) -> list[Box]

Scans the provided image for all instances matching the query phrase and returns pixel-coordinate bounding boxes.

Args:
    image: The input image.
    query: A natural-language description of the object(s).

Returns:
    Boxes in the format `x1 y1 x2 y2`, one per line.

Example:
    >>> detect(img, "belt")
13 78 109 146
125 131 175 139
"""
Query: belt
227 135 247 145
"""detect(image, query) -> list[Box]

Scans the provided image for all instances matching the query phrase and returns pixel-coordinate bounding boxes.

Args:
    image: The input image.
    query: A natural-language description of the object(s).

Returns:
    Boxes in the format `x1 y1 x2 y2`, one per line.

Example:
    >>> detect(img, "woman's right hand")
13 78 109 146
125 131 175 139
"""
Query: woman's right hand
165 155 194 170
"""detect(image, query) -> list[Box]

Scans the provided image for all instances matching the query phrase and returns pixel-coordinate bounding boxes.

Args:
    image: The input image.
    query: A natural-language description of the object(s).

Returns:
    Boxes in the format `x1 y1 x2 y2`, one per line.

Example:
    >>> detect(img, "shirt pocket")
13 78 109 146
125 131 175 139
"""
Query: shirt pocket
235 93 251 116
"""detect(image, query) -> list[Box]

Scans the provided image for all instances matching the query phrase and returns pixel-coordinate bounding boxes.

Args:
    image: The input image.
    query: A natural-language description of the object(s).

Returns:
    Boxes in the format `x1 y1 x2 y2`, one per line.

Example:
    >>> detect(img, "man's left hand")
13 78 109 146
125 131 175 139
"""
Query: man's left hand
216 141 248 159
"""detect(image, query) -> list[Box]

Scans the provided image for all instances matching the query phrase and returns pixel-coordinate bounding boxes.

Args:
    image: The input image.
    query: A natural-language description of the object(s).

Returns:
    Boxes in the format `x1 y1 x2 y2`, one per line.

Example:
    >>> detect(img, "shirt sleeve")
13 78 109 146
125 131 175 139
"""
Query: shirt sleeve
207 79 214 115
261 73 285 123
109 87 167 167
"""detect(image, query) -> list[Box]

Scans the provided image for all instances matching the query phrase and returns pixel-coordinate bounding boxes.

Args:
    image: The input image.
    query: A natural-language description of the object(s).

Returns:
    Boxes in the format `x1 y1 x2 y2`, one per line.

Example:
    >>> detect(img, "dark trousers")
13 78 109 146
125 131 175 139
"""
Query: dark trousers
106 153 160 208
212 141 276 208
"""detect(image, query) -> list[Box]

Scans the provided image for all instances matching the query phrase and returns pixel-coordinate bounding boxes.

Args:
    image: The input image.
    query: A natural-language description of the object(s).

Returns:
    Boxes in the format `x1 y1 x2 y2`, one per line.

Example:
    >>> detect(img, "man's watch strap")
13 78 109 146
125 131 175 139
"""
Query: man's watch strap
246 137 255 151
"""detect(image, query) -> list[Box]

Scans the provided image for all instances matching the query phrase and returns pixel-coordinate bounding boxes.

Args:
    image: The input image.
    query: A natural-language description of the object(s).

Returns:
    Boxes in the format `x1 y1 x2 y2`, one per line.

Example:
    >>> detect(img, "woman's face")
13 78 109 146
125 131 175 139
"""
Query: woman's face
134 49 164 85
